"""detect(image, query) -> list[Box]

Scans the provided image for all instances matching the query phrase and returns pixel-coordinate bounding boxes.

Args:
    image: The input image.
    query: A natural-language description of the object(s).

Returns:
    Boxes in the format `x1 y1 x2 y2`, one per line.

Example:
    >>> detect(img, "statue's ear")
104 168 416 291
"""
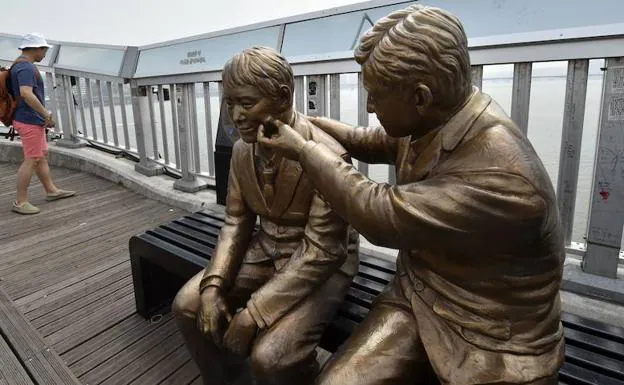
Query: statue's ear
413 83 433 116
277 85 293 112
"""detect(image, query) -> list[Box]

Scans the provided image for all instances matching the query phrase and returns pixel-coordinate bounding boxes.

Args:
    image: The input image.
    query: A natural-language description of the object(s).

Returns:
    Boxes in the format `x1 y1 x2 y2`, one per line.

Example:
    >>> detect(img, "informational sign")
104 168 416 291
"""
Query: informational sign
180 50 206 66
134 26 281 78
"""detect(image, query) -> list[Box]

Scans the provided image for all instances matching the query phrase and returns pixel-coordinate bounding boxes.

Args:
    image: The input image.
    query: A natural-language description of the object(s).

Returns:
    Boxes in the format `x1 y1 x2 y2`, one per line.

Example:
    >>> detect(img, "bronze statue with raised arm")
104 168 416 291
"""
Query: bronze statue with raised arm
172 46 358 385
258 5 565 385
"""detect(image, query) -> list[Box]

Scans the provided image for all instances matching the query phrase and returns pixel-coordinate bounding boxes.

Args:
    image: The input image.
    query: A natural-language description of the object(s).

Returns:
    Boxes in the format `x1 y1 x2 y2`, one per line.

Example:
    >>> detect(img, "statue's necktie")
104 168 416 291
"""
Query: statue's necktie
261 153 278 205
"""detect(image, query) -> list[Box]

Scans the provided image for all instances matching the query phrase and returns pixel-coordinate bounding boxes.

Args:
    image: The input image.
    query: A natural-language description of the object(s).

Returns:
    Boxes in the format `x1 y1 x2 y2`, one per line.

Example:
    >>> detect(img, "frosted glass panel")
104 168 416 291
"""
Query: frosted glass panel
57 45 125 76
281 2 415 58
135 26 281 78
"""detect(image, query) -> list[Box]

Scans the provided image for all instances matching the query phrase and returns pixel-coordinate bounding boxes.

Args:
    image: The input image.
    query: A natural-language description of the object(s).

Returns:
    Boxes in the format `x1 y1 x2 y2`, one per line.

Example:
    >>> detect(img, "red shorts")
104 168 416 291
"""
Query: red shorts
13 121 48 159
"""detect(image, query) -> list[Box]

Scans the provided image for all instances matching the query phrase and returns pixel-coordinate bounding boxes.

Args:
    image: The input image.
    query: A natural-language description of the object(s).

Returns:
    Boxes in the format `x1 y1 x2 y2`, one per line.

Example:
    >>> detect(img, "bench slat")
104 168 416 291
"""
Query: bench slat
163 222 219 247
175 218 221 241
565 327 624 361
565 345 624 380
132 234 208 268
560 361 624 385
563 312 624 345
148 228 214 258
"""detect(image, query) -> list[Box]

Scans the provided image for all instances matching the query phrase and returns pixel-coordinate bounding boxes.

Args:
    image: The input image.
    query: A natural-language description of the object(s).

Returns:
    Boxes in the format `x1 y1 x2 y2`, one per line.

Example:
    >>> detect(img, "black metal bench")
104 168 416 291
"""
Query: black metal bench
129 210 624 385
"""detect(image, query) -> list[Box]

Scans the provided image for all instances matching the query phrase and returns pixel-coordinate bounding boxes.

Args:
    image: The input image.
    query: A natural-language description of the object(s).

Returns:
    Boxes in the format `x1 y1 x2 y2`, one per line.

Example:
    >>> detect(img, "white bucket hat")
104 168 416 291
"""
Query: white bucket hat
18 32 52 50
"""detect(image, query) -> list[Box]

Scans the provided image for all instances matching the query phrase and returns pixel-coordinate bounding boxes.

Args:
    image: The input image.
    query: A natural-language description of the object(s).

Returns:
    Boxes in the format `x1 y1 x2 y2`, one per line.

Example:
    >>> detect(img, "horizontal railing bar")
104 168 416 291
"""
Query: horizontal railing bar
470 35 624 65
54 67 125 83
134 72 222 85
130 37 624 81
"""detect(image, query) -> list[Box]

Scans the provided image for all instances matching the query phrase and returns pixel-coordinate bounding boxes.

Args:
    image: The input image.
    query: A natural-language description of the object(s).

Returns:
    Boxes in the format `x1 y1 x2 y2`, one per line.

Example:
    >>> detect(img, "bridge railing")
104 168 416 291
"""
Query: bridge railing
2 11 624 279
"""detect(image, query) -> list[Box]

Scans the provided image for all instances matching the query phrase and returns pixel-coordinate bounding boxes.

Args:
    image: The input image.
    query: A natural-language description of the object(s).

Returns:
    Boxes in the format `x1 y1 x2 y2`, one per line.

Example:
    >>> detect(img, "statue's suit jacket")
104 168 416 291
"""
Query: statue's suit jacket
297 88 565 384
200 111 358 329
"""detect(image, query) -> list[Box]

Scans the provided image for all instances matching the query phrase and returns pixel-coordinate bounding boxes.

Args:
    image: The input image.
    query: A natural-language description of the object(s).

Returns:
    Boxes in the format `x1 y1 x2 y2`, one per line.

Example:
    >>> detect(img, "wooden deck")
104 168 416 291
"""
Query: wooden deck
0 162 202 385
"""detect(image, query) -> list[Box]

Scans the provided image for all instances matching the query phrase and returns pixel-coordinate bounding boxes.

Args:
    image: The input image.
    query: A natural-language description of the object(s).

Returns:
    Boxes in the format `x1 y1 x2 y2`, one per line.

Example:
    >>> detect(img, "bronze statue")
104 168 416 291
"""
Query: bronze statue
258 5 564 385
172 46 358 385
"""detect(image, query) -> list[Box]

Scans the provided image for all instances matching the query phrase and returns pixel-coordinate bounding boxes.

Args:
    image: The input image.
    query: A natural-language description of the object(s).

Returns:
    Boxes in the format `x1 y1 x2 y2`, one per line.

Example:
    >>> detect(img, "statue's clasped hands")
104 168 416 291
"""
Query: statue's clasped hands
197 286 258 357
257 116 308 160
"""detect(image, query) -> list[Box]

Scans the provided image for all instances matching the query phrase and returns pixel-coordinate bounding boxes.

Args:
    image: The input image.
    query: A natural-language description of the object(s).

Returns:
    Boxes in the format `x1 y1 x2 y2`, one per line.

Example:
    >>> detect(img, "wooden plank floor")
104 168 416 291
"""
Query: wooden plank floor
0 162 202 384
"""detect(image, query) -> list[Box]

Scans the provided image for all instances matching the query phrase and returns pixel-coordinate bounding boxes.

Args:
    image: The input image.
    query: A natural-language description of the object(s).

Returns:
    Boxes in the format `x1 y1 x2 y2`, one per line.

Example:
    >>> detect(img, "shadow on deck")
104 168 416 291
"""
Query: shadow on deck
0 162 202 385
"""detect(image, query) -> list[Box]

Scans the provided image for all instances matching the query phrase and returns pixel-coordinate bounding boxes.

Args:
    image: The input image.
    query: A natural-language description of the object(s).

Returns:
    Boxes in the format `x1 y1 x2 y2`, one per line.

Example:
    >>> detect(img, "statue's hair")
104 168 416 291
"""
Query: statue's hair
355 5 472 109
222 46 294 100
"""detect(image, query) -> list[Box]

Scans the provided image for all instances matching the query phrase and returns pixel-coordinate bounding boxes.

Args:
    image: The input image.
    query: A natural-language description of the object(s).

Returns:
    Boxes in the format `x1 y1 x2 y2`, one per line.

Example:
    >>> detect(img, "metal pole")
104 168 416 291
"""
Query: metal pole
582 57 624 278
130 81 163 176
173 83 208 192
54 74 84 148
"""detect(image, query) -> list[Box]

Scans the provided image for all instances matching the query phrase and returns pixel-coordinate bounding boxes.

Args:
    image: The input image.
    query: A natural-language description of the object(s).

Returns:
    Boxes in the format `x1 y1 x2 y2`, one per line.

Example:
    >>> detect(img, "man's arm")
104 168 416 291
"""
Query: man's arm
245 163 351 329
310 117 398 164
199 155 256 293
20 87 48 118
15 65 52 124
297 141 547 252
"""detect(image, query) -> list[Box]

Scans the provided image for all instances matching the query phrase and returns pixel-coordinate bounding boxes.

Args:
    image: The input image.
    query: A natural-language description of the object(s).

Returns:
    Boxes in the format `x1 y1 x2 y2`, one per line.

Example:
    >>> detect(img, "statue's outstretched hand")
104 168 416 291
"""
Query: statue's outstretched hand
257 117 307 160
197 286 232 347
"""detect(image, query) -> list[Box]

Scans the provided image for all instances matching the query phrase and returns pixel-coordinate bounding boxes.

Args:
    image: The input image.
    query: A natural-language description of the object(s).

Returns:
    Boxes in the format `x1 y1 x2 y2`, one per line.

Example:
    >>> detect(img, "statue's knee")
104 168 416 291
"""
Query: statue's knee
172 288 196 320
250 339 285 375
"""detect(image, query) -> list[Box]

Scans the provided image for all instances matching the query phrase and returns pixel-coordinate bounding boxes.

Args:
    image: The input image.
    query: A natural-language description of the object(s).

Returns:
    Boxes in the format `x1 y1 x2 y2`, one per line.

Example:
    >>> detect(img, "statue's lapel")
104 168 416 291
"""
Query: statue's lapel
269 158 303 217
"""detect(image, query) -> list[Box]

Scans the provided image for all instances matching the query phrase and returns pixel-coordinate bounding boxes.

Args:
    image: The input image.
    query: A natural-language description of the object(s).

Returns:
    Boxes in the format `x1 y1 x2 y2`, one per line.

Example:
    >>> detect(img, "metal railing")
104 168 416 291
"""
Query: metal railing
2 16 624 279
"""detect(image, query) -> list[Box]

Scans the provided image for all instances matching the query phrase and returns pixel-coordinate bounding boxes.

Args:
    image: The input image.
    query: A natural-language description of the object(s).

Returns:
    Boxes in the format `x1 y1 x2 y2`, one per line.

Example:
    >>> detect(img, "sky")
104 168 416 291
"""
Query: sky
3 0 366 46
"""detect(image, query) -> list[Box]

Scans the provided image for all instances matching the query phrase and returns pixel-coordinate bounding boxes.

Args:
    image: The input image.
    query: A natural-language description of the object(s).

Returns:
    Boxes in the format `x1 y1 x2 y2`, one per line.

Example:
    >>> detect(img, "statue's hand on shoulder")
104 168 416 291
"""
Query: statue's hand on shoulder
223 308 258 357
197 286 232 347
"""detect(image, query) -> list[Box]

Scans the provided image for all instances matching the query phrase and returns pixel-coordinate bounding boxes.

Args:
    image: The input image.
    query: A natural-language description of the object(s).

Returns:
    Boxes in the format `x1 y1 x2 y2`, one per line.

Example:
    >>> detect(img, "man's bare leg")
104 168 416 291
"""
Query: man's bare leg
16 157 39 205
34 157 58 194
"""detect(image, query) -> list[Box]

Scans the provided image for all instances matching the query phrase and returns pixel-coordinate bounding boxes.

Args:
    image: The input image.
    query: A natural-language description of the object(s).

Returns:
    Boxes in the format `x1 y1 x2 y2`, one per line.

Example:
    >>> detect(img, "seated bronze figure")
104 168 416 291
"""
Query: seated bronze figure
172 46 358 385
258 5 565 385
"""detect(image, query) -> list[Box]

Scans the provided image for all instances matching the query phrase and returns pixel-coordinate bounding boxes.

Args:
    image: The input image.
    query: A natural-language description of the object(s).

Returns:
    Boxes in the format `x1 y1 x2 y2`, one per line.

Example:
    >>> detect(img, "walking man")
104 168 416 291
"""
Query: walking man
11 33 75 214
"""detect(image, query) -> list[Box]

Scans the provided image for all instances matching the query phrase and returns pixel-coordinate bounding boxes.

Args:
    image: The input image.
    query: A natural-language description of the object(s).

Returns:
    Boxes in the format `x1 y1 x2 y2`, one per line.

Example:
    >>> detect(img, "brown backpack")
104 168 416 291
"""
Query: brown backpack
0 58 39 127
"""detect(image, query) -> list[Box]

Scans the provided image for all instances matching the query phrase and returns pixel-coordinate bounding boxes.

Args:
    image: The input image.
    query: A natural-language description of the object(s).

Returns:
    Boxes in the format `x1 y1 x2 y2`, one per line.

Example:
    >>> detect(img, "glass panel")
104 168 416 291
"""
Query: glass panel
281 2 416 58
134 26 281 78
419 0 624 38
0 36 56 66
282 0 624 58
56 45 125 76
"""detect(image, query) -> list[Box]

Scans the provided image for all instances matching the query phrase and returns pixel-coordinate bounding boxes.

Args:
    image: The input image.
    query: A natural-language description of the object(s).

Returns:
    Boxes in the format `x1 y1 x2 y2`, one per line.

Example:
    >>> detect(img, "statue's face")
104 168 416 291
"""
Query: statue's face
224 85 283 144
363 65 423 138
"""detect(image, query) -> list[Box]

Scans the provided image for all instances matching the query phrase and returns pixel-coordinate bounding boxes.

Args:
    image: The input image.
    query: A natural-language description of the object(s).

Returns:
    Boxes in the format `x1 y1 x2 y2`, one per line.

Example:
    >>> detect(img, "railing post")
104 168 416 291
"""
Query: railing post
357 72 369 177
511 62 532 135
582 57 624 278
130 81 163 176
44 72 60 134
54 74 84 148
557 59 589 246
173 83 208 192
471 65 484 89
